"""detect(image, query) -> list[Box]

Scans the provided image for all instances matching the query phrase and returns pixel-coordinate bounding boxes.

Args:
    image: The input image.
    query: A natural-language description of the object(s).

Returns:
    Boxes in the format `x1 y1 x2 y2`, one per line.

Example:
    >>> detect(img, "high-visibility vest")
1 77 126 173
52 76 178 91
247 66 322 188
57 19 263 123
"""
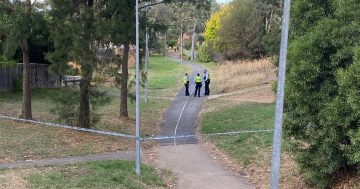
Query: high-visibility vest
195 76 202 83
184 75 189 84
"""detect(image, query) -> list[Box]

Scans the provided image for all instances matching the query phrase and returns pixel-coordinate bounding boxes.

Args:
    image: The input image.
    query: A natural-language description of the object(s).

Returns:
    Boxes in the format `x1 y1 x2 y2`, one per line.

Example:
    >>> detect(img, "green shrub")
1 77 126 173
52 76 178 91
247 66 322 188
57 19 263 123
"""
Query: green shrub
52 87 110 127
0 56 16 67
285 1 360 188
184 41 192 50
197 43 212 62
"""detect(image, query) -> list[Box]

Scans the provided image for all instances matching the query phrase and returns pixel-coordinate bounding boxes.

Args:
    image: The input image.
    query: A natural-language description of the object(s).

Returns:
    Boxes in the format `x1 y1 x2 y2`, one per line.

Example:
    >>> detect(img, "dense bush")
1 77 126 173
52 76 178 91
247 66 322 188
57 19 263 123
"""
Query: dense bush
285 0 360 188
203 0 281 60
52 87 110 126
197 43 212 62
184 40 192 50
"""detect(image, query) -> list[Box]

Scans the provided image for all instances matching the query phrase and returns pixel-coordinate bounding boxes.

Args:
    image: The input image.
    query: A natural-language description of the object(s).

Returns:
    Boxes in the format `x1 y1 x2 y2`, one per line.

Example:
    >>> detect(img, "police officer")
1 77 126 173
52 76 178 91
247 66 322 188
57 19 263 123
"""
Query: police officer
203 70 210 95
184 73 190 96
194 73 202 97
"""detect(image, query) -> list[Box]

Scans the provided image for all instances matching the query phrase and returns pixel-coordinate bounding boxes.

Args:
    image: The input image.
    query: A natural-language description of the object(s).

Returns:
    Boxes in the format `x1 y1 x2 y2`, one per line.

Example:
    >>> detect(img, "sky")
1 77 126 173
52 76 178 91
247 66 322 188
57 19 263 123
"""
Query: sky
216 0 232 3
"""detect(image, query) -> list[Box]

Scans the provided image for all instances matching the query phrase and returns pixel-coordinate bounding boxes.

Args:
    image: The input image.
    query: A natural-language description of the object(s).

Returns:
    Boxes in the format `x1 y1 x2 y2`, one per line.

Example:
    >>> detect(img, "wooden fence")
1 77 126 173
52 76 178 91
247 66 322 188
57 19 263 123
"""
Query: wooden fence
0 63 61 92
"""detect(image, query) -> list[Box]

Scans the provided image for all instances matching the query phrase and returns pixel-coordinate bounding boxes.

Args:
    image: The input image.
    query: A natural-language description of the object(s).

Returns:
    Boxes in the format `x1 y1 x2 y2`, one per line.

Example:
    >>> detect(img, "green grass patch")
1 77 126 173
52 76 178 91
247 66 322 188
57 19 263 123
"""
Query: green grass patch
200 102 275 166
147 56 190 90
0 56 188 162
26 160 167 189
201 103 275 133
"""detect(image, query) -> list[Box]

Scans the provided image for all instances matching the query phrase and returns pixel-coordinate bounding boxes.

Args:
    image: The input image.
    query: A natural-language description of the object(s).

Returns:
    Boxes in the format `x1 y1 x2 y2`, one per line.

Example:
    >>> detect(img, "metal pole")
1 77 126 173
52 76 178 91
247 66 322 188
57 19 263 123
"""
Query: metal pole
180 25 183 68
270 0 291 188
164 33 167 56
135 0 141 176
144 27 149 103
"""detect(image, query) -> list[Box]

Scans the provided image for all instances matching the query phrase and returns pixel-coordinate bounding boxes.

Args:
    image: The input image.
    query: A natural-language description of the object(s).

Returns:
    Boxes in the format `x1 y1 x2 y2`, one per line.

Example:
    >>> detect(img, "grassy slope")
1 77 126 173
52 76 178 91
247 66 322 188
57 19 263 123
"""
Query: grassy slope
200 102 274 166
0 56 188 162
25 160 167 189
0 119 132 163
200 98 360 188
0 56 184 188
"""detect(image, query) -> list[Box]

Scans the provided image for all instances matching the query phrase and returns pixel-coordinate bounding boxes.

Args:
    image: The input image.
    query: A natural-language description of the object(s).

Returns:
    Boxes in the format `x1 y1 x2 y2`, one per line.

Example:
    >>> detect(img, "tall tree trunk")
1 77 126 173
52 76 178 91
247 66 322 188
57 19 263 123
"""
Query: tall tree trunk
164 33 167 56
120 40 129 117
21 39 32 119
78 79 91 128
191 18 197 61
21 0 32 119
180 25 183 67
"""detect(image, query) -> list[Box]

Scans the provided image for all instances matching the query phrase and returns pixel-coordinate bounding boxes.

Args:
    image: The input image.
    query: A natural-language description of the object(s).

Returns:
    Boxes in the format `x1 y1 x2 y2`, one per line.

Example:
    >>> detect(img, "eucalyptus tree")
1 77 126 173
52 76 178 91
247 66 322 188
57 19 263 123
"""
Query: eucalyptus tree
47 0 106 128
0 0 47 119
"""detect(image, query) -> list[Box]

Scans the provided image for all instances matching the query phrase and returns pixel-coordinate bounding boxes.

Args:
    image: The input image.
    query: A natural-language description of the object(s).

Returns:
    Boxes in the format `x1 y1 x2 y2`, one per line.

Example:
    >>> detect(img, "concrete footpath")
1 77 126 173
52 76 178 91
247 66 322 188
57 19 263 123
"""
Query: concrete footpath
153 57 255 189
154 144 255 189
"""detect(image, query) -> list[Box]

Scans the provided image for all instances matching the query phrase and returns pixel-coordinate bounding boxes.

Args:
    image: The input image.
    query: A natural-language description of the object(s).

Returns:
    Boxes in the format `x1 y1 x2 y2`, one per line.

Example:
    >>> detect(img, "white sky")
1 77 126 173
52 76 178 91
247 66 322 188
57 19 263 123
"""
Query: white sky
216 0 232 3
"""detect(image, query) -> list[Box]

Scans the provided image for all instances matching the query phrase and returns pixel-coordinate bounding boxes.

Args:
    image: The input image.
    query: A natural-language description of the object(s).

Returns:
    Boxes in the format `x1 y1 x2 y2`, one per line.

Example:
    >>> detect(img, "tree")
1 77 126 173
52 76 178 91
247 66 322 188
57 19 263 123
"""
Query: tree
218 0 264 60
47 0 103 128
203 4 230 53
285 0 360 187
104 0 136 118
255 0 282 55
0 0 44 119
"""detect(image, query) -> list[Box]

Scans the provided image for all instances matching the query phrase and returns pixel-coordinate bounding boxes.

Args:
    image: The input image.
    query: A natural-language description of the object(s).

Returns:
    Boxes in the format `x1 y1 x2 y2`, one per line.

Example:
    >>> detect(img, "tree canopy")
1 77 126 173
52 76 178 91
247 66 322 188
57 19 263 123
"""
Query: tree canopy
285 0 360 187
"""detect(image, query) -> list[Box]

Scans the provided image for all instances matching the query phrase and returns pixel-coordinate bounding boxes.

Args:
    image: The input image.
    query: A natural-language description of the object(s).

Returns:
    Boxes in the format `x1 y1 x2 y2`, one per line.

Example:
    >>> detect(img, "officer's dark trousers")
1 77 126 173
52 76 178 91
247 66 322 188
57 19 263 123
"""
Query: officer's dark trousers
205 80 210 95
194 83 202 97
184 82 189 96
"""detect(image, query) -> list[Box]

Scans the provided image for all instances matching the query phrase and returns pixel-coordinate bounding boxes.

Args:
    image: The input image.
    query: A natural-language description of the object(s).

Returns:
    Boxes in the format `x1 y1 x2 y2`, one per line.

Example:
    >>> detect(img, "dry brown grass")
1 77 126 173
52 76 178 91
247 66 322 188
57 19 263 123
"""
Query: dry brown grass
210 58 276 93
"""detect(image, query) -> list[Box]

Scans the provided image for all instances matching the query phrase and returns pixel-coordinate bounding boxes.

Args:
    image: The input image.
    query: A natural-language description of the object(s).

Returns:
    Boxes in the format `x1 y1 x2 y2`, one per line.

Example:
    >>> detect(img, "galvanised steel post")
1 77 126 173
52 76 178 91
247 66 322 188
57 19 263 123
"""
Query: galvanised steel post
135 0 141 176
145 27 149 103
270 0 291 188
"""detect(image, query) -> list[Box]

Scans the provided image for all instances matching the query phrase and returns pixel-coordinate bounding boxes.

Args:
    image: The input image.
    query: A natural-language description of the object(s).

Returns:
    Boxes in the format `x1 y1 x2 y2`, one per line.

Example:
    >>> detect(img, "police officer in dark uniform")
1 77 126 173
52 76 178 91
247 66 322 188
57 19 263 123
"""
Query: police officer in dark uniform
203 70 210 95
194 73 202 97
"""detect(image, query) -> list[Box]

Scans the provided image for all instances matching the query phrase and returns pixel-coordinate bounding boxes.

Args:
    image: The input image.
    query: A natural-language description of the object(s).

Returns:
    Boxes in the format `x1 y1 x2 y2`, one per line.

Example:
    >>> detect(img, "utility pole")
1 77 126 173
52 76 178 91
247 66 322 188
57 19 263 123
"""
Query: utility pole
144 27 149 103
270 0 291 188
135 0 141 176
164 33 167 56
180 24 183 68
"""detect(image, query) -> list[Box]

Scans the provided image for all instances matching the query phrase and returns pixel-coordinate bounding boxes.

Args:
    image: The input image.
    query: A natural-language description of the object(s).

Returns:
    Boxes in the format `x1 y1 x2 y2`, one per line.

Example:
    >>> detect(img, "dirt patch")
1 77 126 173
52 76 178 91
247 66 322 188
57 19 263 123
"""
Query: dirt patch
220 85 275 103
0 119 134 163
0 169 33 189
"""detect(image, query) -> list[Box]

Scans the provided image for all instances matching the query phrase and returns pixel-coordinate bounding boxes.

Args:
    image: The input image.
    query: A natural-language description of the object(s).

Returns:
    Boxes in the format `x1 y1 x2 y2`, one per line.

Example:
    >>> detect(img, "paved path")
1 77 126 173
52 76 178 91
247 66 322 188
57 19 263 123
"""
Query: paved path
154 144 255 189
0 151 134 169
154 57 255 189
159 57 206 145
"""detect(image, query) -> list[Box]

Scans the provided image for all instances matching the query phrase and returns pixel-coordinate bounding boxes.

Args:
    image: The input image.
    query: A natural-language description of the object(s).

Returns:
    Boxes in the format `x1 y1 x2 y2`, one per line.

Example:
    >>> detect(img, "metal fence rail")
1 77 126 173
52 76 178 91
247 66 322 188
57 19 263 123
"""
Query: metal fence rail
0 114 273 141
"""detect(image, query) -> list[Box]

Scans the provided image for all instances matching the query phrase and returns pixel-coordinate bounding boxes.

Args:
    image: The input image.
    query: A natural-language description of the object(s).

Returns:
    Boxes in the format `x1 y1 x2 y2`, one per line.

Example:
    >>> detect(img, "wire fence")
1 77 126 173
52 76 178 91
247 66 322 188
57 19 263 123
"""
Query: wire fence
0 114 273 141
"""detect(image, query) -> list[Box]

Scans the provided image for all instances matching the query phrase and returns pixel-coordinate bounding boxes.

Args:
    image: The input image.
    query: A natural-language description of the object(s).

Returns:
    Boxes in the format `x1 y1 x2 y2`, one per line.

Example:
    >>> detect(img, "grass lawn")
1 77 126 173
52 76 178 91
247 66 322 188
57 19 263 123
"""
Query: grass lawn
0 56 188 162
144 56 191 97
0 119 133 163
0 160 171 189
200 102 275 165
199 98 310 188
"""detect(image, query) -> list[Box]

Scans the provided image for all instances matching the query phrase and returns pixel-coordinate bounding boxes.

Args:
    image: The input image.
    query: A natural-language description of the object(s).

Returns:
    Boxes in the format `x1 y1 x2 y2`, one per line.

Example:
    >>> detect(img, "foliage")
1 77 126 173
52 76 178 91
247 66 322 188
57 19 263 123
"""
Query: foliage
203 4 230 52
203 0 281 60
219 0 265 60
0 55 15 66
184 40 192 50
285 0 360 188
51 87 110 126
197 43 212 62
167 39 177 48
